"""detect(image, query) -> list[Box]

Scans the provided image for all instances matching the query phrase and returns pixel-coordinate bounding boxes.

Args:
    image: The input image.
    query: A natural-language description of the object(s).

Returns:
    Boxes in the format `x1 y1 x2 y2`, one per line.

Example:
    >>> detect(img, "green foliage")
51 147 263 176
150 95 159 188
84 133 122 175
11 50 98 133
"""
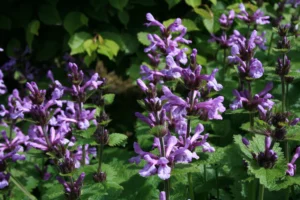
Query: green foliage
64 12 89 35
38 4 61 25
108 133 128 146
103 93 116 105
234 135 287 189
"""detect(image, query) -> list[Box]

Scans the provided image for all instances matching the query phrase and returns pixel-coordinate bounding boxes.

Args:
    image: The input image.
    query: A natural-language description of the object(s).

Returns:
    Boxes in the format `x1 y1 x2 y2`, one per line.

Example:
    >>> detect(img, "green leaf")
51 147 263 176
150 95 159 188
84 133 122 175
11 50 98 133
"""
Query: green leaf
28 20 40 35
97 39 120 60
26 20 40 48
109 0 128 11
68 32 92 55
108 133 128 146
165 0 180 9
64 12 89 34
83 39 98 56
234 135 287 189
194 8 212 19
185 0 201 8
203 18 214 33
84 52 97 66
103 93 115 105
285 126 300 141
137 32 150 46
0 15 12 30
38 4 61 25
74 125 97 138
118 11 129 26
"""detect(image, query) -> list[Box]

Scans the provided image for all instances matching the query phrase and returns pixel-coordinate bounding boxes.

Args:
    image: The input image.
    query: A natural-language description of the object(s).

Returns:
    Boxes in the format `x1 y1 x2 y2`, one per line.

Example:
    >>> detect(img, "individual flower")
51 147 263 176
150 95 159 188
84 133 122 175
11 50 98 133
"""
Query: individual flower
0 172 10 189
237 4 270 25
230 82 274 120
286 147 300 176
219 10 235 29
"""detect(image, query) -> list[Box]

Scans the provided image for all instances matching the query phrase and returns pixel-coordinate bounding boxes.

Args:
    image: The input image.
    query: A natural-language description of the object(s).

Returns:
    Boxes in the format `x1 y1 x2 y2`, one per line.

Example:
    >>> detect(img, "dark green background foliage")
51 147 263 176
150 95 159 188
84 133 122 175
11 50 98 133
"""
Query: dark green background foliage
1 0 300 199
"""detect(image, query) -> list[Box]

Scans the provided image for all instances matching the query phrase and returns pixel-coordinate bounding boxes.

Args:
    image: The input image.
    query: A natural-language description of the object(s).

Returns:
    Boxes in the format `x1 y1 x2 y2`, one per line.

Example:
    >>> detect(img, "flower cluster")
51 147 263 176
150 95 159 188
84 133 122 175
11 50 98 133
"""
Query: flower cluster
230 82 274 120
237 4 270 25
130 14 225 189
242 136 278 169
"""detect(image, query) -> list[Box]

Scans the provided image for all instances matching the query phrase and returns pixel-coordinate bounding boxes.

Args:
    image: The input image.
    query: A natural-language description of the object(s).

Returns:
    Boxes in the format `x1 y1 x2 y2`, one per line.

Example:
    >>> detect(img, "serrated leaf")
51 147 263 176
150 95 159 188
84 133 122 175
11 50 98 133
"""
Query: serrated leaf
108 133 128 146
235 134 287 189
74 125 97 138
286 125 300 141
64 12 89 35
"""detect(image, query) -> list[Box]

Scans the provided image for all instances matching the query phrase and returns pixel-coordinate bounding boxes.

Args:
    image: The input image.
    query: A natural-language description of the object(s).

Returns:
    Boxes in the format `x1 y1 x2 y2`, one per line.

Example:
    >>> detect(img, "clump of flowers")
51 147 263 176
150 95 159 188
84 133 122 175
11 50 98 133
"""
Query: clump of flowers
130 13 225 200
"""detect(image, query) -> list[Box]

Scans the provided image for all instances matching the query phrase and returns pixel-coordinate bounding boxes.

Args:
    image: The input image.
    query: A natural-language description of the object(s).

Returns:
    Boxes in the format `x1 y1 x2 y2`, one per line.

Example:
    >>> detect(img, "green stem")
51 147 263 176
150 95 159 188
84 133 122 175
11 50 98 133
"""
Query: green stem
204 165 208 200
250 112 254 129
286 82 289 111
97 144 104 173
9 120 15 140
249 179 257 200
159 137 170 200
215 167 219 200
267 32 274 58
258 184 264 200
10 175 37 200
188 173 195 200
281 76 286 113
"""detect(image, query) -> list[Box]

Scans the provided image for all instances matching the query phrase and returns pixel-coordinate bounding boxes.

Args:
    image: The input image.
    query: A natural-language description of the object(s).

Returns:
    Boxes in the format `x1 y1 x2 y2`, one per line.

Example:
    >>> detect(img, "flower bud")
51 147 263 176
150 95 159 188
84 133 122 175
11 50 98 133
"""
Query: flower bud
94 127 109 145
93 172 106 182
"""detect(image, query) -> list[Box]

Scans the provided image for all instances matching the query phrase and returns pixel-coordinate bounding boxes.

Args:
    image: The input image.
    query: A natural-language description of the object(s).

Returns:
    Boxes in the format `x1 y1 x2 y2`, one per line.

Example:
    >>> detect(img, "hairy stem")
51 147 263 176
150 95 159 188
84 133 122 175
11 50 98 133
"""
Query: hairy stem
188 173 195 200
267 32 274 58
159 137 170 200
215 167 219 200
258 184 264 200
97 143 104 173
10 175 37 200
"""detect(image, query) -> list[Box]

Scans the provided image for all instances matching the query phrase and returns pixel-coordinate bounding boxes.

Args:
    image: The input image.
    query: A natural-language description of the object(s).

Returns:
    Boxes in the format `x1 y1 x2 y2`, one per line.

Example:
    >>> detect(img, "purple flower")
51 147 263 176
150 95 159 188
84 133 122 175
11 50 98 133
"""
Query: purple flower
195 96 226 120
0 172 10 189
287 147 300 176
230 82 274 120
219 10 235 29
57 173 85 199
29 126 73 151
237 4 270 25
287 0 300 8
159 191 166 200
